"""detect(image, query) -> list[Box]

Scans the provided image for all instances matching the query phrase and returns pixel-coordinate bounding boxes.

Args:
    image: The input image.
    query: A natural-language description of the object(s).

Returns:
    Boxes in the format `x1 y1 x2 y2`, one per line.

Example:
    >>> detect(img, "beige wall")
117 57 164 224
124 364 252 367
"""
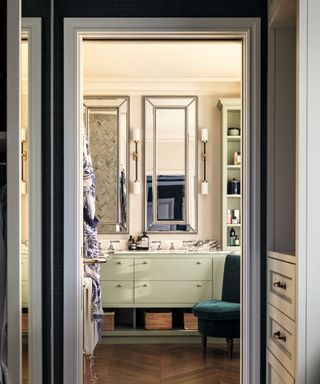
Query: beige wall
85 87 240 244
21 92 28 242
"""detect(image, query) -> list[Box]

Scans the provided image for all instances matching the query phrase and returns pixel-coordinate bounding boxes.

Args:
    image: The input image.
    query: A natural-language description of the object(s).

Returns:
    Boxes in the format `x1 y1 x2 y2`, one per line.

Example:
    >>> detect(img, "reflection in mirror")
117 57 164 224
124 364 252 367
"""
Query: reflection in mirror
145 96 197 232
84 96 129 233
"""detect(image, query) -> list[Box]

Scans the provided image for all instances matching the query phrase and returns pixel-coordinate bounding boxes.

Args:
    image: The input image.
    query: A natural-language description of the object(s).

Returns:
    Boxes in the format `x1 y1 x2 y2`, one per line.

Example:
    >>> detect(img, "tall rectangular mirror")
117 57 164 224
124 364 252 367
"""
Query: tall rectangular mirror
145 96 197 232
84 96 129 233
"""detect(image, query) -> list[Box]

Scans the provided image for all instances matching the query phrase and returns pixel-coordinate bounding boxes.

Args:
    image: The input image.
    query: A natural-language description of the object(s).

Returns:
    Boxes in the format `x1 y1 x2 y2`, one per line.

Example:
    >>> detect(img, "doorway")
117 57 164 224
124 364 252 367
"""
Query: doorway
64 18 261 384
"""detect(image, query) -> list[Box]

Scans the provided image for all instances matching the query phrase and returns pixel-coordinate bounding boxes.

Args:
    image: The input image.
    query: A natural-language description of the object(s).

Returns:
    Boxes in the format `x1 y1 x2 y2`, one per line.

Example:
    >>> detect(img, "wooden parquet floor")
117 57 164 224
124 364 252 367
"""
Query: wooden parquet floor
85 343 240 384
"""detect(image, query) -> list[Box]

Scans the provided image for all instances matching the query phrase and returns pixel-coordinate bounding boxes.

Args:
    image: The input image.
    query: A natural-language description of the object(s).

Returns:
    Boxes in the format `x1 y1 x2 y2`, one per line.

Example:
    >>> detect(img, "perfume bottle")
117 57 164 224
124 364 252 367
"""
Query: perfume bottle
227 209 232 224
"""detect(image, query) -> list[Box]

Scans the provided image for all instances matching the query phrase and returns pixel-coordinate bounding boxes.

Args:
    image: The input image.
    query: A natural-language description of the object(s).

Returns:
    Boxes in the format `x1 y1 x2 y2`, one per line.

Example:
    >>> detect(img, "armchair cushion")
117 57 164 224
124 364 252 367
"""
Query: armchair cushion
193 300 240 321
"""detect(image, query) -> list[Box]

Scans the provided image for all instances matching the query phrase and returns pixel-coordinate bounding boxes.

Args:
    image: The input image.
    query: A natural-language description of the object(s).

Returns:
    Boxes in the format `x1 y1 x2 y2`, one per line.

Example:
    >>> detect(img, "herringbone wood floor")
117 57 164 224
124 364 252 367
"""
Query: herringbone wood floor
85 343 240 384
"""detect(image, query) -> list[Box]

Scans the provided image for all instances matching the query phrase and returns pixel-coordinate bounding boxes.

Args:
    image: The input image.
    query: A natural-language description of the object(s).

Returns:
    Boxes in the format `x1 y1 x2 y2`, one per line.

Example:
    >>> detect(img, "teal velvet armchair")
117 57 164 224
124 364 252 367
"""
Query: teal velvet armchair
192 254 240 358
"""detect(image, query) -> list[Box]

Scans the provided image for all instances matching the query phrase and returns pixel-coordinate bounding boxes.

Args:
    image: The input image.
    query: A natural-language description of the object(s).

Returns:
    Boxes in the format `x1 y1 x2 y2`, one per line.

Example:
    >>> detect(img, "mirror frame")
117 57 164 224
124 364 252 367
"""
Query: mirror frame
83 96 129 234
144 95 198 233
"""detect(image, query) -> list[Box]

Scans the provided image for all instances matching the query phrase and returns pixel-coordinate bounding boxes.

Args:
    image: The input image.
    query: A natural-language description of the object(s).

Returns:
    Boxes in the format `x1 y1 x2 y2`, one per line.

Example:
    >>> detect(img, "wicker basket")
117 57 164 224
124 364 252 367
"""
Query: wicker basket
102 311 115 331
145 311 172 330
183 312 198 330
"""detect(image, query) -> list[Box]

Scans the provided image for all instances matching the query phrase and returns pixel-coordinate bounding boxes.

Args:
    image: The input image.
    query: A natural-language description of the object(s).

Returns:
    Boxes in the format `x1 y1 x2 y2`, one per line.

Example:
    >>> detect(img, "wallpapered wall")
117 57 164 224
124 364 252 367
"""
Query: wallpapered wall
21 1 268 383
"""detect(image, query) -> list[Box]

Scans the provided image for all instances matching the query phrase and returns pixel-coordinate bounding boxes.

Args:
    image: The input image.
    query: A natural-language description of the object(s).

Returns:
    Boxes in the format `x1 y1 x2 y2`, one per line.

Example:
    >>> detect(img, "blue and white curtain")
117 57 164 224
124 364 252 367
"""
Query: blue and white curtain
83 132 103 337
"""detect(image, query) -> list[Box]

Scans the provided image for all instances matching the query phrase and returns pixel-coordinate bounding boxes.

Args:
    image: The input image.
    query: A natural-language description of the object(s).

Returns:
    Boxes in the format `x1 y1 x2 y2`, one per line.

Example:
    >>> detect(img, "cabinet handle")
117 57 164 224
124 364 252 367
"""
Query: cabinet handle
272 281 287 290
143 283 149 287
117 261 123 265
117 284 123 288
143 261 149 265
196 261 202 264
197 283 203 287
273 331 286 342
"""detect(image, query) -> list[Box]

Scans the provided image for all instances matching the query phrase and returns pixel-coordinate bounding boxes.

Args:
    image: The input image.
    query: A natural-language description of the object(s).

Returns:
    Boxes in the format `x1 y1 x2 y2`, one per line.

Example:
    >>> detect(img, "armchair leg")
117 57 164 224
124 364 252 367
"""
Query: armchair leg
226 338 234 359
201 335 207 355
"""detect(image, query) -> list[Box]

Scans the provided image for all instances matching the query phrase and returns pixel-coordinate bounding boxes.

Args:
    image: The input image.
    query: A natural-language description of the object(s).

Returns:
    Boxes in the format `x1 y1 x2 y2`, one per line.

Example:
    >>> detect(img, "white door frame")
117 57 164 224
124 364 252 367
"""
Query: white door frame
6 14 42 384
64 17 261 384
22 18 43 384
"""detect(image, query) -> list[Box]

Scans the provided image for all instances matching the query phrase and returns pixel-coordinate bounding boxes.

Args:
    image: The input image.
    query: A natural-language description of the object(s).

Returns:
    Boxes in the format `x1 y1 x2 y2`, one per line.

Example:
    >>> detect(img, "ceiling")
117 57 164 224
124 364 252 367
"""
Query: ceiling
83 41 242 94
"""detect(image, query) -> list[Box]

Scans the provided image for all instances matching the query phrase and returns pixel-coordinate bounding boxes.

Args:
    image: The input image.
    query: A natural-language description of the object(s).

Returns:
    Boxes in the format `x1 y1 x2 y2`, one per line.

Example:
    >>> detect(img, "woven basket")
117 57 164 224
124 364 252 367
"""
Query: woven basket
145 311 172 330
102 311 115 331
183 312 198 330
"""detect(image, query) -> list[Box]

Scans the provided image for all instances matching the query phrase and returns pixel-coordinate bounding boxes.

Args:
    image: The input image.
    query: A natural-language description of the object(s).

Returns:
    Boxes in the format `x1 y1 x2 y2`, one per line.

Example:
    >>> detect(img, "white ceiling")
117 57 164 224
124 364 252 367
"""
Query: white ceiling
83 41 242 94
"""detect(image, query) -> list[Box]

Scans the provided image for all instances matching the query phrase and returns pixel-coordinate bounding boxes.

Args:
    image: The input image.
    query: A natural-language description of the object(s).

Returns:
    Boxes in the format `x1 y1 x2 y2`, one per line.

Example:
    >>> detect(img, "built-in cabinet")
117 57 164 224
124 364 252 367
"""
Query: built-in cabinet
267 0 297 382
267 251 296 382
100 251 228 337
218 99 242 251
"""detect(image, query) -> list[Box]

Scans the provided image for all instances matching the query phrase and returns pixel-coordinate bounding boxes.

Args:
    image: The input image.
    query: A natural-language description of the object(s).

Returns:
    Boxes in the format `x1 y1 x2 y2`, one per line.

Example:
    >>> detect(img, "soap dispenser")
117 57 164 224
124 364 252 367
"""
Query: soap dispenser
141 232 149 251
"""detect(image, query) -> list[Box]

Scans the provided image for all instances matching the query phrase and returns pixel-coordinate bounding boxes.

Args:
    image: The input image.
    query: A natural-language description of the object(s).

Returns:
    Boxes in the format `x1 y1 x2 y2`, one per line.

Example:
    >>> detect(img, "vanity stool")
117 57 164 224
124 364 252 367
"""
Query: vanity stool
192 254 240 358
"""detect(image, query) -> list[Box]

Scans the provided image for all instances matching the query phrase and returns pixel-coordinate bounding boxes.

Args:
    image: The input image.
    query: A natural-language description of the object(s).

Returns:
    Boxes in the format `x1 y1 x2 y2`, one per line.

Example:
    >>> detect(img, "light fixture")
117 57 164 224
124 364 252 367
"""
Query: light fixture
132 129 141 194
201 128 208 195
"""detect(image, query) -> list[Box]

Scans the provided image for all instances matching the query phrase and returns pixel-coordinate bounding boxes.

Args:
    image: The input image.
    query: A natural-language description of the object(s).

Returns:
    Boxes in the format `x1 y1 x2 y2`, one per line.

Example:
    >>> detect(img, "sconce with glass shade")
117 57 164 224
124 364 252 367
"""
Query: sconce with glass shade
201 128 208 195
133 129 141 194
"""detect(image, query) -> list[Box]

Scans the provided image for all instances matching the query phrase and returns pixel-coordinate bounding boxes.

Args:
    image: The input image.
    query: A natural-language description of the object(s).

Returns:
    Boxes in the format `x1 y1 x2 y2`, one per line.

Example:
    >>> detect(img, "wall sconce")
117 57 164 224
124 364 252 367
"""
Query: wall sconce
21 127 27 195
132 129 141 194
201 128 208 195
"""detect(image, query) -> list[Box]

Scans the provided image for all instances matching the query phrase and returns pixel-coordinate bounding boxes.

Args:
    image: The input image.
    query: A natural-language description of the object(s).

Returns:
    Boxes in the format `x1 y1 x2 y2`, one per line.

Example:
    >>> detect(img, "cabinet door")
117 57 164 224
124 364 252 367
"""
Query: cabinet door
135 258 212 281
101 281 134 304
135 281 212 304
100 258 134 281
267 350 294 384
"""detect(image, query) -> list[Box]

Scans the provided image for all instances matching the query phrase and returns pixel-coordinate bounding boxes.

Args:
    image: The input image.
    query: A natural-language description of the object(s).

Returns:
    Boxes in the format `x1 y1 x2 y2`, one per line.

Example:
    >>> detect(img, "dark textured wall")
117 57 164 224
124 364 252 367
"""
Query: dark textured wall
23 1 268 383
1 1 6 136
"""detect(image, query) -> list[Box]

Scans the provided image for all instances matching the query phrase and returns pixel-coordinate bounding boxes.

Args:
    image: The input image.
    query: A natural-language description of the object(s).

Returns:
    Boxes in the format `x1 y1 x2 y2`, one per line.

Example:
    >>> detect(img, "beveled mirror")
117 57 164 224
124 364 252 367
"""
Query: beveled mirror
84 96 129 233
144 96 198 232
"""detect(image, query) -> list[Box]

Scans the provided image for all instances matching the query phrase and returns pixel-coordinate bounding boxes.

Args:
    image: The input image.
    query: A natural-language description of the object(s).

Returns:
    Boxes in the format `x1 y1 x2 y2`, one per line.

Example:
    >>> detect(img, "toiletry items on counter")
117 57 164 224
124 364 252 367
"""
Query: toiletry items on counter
229 228 236 246
128 232 149 251
228 178 240 195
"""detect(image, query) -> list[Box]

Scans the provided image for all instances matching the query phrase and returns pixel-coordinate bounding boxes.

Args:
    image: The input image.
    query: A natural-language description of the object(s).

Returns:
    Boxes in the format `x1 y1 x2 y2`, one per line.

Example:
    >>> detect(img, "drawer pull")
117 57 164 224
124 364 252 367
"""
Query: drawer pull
117 261 123 265
273 331 286 342
143 283 149 287
272 281 287 290
197 283 203 287
143 261 149 265
117 284 123 288
196 261 202 265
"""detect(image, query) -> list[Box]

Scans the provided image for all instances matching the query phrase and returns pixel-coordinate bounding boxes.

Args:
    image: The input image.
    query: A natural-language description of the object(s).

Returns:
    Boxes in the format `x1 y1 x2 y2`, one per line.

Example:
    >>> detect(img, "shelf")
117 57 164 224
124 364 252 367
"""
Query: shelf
227 165 241 169
227 194 241 198
227 136 241 141
226 224 241 227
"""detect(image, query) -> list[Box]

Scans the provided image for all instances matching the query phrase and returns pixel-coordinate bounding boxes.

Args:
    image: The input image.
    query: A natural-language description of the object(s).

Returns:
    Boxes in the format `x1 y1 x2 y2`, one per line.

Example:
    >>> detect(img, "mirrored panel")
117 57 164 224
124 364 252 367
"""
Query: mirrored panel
145 96 197 232
84 96 129 233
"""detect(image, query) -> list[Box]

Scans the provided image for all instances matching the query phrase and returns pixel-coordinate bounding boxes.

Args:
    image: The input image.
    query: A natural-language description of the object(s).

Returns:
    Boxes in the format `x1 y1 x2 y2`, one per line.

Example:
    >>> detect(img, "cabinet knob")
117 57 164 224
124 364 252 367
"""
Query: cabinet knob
117 261 123 265
272 281 286 290
143 261 149 265
197 283 203 287
143 283 149 287
196 261 202 264
117 284 123 288
273 331 286 342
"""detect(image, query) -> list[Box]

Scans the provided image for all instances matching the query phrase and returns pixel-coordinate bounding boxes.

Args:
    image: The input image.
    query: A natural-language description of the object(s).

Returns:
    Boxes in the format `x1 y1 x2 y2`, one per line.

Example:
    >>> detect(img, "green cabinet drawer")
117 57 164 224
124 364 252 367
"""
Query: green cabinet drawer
100 258 134 281
135 258 212 281
135 281 212 304
101 281 134 304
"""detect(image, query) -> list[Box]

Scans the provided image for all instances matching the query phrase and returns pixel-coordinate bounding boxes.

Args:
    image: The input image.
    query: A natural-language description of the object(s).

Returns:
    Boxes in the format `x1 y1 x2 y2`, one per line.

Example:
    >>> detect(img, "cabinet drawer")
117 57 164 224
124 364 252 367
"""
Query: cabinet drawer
21 280 29 308
268 257 295 320
21 258 28 281
100 258 134 281
267 304 295 377
135 258 212 281
101 281 133 304
267 350 294 384
135 281 212 304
